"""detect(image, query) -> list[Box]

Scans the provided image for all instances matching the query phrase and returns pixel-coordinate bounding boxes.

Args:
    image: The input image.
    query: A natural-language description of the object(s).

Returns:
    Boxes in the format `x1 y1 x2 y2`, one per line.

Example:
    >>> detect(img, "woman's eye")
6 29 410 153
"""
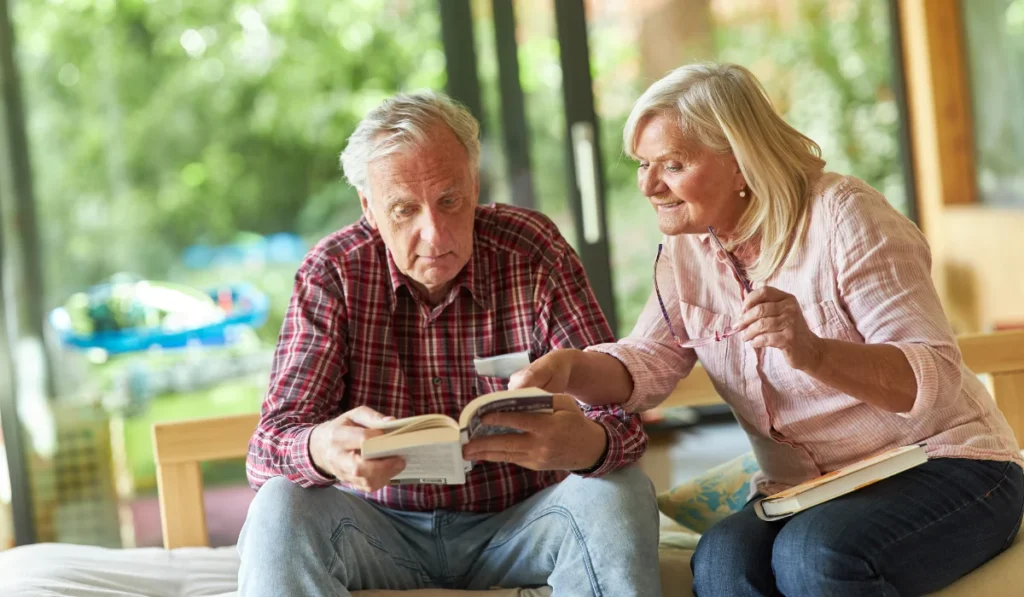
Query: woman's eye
666 164 682 173
638 161 650 170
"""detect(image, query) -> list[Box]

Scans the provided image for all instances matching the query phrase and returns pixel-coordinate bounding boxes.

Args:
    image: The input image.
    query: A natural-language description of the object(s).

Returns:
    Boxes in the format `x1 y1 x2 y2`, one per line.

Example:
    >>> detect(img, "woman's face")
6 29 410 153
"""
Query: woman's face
634 113 748 237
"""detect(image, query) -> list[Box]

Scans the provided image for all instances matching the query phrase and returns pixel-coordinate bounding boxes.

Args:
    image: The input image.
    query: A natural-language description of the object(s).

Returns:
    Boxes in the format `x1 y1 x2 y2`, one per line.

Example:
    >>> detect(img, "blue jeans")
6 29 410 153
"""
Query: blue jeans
237 466 661 597
691 458 1024 597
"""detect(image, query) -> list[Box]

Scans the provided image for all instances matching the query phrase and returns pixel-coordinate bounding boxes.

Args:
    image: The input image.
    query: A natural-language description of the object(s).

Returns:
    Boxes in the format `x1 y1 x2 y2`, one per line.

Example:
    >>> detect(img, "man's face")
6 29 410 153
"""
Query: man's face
360 124 479 304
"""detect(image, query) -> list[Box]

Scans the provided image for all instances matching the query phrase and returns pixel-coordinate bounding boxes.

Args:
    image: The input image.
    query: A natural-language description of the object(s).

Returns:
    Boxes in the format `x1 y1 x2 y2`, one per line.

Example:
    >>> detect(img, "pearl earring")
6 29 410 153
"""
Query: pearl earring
739 190 747 198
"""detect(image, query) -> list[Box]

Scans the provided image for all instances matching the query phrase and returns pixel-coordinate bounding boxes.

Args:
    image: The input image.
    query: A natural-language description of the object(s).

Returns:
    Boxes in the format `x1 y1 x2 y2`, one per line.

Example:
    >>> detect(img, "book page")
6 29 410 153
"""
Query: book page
389 442 464 484
363 434 466 485
365 414 457 435
462 393 554 439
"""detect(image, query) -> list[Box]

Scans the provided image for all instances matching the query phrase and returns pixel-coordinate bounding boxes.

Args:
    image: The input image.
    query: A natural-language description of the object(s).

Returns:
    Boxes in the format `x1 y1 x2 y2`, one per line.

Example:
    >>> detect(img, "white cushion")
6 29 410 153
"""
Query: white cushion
1 533 1018 597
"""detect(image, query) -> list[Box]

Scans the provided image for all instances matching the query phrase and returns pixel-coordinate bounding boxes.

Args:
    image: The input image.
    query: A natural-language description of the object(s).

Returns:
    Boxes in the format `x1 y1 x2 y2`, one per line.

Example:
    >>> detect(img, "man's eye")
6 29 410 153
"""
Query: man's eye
393 206 415 218
441 196 458 207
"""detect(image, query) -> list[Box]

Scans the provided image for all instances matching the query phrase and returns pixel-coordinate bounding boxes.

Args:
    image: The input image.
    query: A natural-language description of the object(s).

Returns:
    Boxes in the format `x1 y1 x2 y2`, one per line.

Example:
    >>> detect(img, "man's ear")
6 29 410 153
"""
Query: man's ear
358 190 378 229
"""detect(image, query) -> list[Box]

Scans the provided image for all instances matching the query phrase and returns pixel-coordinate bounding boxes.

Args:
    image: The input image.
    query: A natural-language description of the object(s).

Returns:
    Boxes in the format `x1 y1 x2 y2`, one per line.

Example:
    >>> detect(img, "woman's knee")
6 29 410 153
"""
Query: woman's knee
691 512 775 593
771 516 872 595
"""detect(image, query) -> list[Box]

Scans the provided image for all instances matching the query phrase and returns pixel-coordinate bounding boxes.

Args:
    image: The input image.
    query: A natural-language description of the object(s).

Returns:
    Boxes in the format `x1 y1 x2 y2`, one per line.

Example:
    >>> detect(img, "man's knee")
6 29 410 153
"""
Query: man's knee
243 476 328 543
554 466 660 548
566 466 657 517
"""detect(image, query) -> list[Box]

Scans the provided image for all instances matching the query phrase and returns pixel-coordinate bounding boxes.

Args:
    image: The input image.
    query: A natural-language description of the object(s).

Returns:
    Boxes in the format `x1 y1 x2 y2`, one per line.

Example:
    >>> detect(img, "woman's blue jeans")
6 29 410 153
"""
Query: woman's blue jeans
691 458 1024 596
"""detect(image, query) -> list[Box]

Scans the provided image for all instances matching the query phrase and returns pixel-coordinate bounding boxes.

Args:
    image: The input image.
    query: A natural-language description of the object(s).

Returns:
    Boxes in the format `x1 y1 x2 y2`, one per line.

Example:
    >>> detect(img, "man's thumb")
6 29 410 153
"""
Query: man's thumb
347 406 392 428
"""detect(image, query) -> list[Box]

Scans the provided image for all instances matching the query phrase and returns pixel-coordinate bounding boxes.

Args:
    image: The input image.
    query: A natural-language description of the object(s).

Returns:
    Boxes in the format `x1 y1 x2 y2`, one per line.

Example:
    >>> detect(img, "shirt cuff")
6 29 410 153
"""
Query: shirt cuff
574 418 621 478
290 425 337 487
585 343 655 413
892 342 940 419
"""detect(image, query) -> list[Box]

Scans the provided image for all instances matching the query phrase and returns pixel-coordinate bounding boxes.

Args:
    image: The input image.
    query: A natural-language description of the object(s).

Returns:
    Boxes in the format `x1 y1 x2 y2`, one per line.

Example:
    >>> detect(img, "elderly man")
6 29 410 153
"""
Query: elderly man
237 92 660 596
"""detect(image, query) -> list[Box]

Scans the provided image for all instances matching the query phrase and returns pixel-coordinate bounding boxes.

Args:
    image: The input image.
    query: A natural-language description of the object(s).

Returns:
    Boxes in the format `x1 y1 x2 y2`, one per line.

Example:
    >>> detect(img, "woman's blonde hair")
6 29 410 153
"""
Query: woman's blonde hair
623 62 826 281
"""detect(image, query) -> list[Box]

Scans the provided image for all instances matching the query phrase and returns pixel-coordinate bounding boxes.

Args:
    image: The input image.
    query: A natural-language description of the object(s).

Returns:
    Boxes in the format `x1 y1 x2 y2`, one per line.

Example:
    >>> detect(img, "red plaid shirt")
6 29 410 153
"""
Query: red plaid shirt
247 204 647 512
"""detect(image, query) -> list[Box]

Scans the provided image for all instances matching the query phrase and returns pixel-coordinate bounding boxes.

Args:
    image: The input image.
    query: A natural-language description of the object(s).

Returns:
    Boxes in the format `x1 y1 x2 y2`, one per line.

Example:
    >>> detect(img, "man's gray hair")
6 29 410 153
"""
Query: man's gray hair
340 91 481 199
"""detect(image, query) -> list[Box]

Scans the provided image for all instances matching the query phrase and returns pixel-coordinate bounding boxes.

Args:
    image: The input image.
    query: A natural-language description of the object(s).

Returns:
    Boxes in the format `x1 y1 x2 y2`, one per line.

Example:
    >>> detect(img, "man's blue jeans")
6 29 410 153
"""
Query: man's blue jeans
237 466 661 597
691 458 1024 596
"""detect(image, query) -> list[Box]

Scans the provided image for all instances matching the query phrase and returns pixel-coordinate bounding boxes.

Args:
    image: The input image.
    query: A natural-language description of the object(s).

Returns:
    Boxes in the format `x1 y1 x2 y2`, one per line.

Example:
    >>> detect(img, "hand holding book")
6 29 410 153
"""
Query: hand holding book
308 406 407 493
360 389 608 485
462 393 608 472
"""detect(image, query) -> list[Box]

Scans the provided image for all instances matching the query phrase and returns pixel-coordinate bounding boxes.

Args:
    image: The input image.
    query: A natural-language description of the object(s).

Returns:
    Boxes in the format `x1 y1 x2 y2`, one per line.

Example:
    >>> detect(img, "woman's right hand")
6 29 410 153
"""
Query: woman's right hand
508 348 579 396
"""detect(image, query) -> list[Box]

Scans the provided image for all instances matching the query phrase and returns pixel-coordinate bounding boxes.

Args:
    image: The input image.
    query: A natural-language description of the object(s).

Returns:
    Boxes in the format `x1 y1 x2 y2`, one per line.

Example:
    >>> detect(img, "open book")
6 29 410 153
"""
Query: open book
753 444 928 521
361 387 553 485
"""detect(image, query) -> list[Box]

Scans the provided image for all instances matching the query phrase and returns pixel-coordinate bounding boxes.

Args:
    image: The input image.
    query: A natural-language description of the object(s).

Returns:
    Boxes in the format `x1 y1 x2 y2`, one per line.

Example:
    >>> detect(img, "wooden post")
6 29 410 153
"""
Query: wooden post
993 372 1024 446
155 462 208 549
898 0 981 329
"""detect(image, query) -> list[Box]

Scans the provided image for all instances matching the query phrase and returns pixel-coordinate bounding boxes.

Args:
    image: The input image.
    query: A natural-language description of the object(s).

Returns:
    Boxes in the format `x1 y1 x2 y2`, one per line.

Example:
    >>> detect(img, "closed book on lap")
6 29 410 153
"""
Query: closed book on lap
754 444 929 521
361 387 553 485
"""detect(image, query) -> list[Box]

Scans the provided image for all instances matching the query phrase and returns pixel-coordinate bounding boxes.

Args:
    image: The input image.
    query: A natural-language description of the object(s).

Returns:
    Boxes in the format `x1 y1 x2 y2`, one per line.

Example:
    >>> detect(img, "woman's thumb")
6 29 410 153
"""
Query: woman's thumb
508 365 539 390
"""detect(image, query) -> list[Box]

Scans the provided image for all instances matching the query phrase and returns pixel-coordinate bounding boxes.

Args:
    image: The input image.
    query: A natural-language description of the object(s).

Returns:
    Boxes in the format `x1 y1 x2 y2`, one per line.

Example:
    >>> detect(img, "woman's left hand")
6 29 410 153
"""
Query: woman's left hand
734 287 825 372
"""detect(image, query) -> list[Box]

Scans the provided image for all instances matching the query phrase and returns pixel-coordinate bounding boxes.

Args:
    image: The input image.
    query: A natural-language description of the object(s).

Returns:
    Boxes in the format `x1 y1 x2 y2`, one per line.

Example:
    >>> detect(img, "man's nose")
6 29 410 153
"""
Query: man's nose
419 208 446 246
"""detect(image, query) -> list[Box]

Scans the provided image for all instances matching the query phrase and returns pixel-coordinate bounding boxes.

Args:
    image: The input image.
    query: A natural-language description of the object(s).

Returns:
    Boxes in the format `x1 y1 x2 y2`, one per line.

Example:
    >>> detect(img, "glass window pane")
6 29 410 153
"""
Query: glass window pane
474 1 576 243
963 0 1024 206
13 0 444 547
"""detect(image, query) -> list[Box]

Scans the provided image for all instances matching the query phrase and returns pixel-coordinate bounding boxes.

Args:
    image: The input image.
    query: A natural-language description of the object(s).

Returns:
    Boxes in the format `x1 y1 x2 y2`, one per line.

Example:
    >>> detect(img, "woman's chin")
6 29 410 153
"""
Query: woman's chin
657 217 704 237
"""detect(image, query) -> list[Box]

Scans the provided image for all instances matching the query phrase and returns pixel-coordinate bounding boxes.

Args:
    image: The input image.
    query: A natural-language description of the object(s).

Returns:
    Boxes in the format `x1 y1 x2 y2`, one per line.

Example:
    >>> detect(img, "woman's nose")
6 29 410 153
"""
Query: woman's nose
639 168 665 197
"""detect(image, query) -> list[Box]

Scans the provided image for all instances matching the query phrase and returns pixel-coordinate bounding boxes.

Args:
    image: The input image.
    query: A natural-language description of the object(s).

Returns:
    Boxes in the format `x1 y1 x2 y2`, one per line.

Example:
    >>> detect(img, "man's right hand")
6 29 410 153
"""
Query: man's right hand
309 406 406 493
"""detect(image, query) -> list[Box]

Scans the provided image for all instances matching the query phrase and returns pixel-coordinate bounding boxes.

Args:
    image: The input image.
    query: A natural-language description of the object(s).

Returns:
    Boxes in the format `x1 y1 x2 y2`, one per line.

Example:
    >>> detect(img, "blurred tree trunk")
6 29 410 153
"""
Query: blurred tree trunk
0 0 42 545
638 0 713 83
0 0 53 398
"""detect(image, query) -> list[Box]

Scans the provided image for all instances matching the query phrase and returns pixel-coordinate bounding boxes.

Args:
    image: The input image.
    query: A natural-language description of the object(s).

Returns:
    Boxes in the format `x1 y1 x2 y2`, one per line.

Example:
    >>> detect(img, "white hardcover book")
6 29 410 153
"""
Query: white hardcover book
753 444 929 521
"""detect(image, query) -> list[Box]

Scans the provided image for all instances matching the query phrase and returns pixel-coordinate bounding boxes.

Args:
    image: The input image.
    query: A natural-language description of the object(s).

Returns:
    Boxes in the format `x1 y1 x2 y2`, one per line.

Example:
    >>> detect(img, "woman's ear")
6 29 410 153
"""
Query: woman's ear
728 154 747 193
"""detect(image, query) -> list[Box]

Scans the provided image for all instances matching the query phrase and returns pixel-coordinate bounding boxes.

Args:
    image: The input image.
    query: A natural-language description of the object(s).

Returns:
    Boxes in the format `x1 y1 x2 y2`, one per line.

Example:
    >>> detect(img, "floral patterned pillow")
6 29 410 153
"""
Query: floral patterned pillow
656 451 759 535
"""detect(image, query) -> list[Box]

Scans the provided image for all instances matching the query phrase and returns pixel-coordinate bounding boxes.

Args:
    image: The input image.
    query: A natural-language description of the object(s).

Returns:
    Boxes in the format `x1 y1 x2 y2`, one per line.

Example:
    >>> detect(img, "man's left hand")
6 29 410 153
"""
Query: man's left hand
462 394 607 472
734 286 825 372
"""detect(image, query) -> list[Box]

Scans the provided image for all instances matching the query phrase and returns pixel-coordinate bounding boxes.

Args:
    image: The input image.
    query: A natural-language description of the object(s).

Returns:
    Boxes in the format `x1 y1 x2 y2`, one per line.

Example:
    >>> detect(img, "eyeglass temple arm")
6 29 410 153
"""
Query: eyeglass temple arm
707 226 753 293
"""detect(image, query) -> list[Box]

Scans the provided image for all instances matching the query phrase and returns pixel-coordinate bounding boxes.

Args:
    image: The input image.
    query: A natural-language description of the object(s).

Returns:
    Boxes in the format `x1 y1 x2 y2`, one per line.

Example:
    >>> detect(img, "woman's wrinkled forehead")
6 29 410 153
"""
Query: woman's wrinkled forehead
631 111 702 161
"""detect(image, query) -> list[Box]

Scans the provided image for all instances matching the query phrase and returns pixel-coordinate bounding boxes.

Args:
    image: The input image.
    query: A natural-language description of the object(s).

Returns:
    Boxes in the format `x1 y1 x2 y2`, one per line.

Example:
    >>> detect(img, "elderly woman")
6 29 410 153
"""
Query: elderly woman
511 63 1024 596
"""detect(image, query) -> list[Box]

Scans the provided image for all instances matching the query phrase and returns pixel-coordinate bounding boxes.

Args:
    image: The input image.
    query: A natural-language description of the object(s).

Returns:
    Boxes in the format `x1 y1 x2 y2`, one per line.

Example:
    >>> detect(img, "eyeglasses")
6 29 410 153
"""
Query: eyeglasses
653 226 752 349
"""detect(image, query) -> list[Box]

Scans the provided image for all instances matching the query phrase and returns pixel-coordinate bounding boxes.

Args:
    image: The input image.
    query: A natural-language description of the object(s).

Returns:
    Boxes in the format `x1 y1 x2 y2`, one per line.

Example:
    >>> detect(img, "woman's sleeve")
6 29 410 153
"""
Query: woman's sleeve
587 243 698 412
832 187 963 417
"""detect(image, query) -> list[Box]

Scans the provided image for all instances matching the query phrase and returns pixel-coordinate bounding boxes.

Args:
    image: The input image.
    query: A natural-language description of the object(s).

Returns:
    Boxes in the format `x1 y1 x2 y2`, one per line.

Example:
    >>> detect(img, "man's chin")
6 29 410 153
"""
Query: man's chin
413 265 463 290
